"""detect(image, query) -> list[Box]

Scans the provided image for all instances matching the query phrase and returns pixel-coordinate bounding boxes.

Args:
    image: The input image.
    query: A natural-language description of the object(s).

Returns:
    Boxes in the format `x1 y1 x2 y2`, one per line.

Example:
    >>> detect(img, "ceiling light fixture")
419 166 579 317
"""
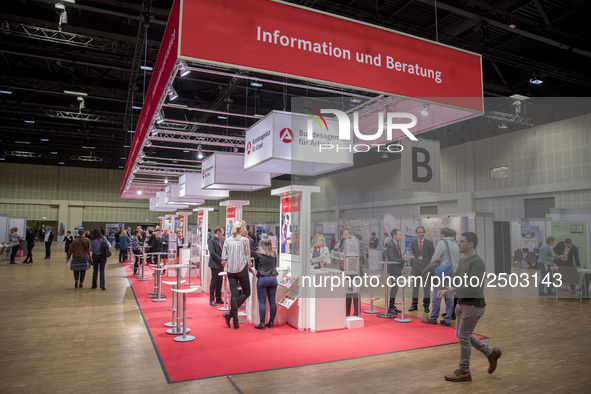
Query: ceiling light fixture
529 74 544 85
350 98 362 103
177 60 191 77
0 89 12 95
51 152 58 154
197 145 204 159
128 129 135 133
24 117 35 124
154 113 164 124
40 138 49 142
218 115 228 120
140 65 153 71
145 140 152 147
132 105 142 110
138 190 142 195
183 149 190 153
63 90 87 96
167 86 179 101
250 81 263 88
58 161 65 165
164 176 168 184
420 104 430 116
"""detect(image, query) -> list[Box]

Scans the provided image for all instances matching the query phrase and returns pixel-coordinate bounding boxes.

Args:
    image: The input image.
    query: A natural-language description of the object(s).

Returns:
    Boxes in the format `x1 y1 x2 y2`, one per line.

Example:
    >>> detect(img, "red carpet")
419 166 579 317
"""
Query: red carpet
124 264 483 382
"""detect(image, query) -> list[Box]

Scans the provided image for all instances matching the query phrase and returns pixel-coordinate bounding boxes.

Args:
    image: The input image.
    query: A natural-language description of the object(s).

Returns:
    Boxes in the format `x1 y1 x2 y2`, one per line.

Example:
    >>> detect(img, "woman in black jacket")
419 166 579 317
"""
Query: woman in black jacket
23 227 36 264
253 236 279 330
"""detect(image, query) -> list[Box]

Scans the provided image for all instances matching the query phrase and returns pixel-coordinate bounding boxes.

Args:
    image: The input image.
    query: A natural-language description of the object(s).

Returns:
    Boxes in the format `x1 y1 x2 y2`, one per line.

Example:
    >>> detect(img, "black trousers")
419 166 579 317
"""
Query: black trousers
210 266 224 302
45 241 52 258
10 245 19 262
227 265 251 321
411 281 431 307
23 243 34 263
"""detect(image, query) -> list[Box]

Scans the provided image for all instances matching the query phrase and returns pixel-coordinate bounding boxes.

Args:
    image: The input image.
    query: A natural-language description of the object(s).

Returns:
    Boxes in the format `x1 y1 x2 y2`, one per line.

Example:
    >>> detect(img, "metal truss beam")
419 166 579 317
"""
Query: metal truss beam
43 109 121 124
150 130 245 147
159 118 247 131
484 111 533 126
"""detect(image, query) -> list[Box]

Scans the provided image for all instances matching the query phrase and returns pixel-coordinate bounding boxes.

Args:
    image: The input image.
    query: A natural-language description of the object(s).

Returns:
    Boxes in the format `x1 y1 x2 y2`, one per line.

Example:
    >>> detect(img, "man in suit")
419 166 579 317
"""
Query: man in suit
409 226 435 313
386 228 405 317
208 226 225 306
553 238 581 294
43 225 54 259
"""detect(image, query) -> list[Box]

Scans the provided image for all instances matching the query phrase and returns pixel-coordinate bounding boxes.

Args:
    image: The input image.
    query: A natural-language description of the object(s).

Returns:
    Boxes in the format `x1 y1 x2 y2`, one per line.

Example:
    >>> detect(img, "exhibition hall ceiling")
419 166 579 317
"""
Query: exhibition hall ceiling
1 0 590 173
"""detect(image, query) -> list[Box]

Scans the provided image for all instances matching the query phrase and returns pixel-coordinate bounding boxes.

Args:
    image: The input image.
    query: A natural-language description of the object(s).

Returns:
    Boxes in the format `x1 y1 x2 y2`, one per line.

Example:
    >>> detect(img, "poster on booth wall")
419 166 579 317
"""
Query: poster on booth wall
520 225 541 251
226 206 236 239
280 196 300 256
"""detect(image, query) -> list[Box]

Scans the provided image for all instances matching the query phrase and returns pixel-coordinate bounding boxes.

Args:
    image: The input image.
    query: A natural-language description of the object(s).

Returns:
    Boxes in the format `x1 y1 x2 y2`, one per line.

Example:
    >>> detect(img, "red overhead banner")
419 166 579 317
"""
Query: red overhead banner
179 0 483 111
121 0 180 195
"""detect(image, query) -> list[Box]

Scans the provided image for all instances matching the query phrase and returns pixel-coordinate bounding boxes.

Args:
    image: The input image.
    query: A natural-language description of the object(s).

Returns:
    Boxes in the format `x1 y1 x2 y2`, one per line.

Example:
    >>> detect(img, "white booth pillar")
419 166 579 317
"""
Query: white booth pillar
195 207 214 293
176 211 193 275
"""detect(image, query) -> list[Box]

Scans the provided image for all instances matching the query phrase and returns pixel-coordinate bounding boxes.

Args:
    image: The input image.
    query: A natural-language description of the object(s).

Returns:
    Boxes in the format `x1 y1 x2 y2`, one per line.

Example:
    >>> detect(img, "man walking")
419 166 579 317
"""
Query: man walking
438 232 502 382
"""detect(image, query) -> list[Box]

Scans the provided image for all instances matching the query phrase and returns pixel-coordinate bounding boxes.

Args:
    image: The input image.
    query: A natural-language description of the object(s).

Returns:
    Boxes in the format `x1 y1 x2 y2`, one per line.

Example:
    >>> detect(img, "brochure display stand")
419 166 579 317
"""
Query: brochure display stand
272 185 345 332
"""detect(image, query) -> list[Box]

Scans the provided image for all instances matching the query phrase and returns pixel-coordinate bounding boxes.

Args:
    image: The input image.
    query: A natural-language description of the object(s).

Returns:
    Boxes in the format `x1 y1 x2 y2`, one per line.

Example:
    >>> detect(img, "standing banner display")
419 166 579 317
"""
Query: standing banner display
280 196 300 256
401 139 441 192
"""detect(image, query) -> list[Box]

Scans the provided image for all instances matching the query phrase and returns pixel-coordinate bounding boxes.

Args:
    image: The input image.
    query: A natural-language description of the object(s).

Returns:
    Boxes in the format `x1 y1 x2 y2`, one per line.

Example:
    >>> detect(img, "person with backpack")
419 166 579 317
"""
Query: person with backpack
89 228 111 290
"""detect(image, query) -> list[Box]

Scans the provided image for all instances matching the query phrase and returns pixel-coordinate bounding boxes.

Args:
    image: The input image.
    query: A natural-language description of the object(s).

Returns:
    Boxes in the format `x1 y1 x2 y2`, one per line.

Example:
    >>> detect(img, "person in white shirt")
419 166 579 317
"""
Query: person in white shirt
43 226 54 259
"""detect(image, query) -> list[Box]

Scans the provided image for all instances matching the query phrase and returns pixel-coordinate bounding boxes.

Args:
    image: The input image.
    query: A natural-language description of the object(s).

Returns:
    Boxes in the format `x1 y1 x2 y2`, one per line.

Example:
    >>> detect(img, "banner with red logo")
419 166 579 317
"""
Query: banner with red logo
226 206 236 219
280 195 300 256
197 211 203 221
179 0 482 111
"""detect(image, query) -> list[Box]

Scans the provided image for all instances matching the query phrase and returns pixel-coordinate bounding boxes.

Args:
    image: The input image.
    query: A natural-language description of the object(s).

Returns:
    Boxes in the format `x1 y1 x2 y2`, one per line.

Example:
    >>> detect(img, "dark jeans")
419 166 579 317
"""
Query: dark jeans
210 266 224 302
92 254 107 288
45 241 52 258
73 270 87 283
119 249 128 263
257 276 278 323
227 265 251 321
10 245 19 262
23 243 34 263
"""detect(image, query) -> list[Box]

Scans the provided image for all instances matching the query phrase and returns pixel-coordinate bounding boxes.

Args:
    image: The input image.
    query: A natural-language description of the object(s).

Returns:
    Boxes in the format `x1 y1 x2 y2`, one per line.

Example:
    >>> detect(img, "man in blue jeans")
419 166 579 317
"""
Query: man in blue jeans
438 232 502 382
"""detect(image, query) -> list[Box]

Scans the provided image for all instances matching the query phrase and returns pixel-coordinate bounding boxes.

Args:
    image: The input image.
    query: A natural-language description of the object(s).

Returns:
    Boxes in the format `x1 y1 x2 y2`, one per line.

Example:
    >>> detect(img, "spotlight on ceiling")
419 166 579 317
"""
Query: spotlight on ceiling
154 113 164 124
137 190 142 195
197 145 204 159
529 74 544 85
420 104 430 116
177 60 191 77
164 176 168 184
145 140 152 147
167 86 179 101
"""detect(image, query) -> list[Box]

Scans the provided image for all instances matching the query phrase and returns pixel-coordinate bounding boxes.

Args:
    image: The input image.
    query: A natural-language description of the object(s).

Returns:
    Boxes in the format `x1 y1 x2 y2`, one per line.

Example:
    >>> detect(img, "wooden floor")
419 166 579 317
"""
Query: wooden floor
1 246 590 393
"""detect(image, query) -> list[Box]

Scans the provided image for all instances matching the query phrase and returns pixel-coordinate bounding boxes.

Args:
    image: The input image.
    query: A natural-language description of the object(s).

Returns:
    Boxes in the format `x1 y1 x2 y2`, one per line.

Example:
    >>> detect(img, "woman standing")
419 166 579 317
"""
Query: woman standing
221 220 254 329
118 230 130 263
9 227 23 264
67 230 91 288
64 231 73 256
22 227 36 264
253 236 278 330
310 233 331 268
131 229 142 275
89 228 111 290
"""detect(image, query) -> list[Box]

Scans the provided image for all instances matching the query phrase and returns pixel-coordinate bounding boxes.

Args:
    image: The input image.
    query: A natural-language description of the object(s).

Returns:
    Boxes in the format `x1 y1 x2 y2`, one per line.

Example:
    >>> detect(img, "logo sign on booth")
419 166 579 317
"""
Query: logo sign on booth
401 139 441 192
197 211 203 221
179 215 184 232
280 195 300 256
244 111 353 176
178 0 482 112
226 206 236 219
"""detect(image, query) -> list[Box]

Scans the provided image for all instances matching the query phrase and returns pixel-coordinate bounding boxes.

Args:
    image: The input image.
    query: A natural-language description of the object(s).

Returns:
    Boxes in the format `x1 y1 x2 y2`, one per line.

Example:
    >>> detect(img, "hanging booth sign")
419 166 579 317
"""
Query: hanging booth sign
165 184 205 205
244 111 353 175
149 191 189 211
280 195 300 256
401 139 441 192
202 152 271 191
178 173 230 200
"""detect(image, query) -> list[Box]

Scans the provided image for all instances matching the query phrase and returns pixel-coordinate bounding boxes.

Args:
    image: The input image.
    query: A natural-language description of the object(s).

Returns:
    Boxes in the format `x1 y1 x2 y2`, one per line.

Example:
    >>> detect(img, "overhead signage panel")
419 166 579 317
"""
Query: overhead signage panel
202 152 272 191
179 0 483 111
164 184 205 205
178 173 230 199
244 111 353 175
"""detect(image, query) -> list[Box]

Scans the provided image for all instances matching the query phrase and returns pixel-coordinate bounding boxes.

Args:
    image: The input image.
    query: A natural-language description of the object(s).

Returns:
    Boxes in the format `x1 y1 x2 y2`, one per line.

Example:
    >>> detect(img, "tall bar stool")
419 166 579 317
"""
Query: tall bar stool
172 287 199 342
164 279 187 329
364 274 380 314
137 247 149 281
217 271 230 311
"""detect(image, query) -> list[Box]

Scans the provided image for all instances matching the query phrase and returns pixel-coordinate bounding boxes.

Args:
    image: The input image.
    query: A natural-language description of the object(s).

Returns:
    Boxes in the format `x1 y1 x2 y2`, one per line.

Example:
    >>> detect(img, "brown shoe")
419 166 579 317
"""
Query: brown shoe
439 319 451 327
487 348 502 374
421 318 438 325
444 369 472 382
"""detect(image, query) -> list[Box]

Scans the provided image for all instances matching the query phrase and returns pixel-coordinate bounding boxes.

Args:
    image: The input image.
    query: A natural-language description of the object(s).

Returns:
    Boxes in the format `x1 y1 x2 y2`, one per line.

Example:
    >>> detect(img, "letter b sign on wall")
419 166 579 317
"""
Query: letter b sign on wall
402 140 440 192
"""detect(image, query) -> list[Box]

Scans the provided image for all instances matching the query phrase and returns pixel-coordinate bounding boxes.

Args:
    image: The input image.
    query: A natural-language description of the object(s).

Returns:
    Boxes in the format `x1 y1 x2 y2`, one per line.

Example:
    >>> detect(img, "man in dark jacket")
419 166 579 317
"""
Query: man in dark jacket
553 238 581 294
207 227 225 306
409 226 435 312
385 228 405 317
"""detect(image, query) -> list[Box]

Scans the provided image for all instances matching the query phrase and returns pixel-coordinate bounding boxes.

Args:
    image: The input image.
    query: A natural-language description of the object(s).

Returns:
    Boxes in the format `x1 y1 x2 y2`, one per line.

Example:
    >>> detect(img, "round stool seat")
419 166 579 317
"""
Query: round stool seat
163 280 186 285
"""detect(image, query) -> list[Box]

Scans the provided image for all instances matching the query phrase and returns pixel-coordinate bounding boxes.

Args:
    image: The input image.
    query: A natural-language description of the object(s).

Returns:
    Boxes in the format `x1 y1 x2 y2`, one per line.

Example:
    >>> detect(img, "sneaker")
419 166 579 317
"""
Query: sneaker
444 369 472 382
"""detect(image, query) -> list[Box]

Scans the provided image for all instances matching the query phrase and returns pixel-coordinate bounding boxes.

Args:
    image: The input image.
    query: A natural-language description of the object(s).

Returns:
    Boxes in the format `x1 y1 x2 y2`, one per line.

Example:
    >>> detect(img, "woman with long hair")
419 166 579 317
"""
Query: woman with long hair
118 229 130 263
67 230 91 288
253 236 278 329
310 233 331 268
89 228 111 290
221 219 254 329
9 227 23 264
